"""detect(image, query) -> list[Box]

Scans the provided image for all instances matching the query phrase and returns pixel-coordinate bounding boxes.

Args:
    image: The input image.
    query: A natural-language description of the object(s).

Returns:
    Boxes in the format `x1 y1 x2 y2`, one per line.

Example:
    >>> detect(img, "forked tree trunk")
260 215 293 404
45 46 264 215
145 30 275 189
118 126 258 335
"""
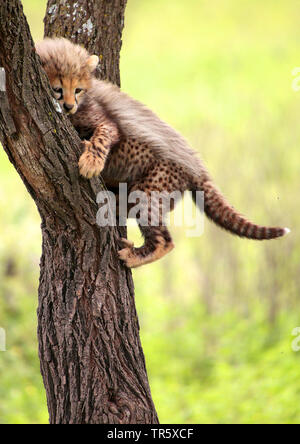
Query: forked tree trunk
0 0 158 424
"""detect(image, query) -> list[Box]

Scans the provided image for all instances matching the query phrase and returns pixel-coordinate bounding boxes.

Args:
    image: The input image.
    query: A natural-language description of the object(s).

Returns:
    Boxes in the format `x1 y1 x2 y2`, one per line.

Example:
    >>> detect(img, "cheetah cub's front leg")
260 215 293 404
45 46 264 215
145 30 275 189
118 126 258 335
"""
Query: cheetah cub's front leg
78 140 106 178
79 118 120 178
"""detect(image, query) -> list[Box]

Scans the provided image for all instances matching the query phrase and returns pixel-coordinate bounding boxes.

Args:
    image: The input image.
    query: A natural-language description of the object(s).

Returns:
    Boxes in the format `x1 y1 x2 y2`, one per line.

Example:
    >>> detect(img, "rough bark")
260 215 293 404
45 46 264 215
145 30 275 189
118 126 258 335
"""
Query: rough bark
0 0 159 424
44 0 127 86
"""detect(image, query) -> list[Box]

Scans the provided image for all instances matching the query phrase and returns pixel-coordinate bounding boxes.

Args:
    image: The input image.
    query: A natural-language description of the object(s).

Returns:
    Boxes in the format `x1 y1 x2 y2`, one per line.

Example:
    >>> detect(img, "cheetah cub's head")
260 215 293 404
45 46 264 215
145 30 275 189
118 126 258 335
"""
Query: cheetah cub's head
36 38 99 115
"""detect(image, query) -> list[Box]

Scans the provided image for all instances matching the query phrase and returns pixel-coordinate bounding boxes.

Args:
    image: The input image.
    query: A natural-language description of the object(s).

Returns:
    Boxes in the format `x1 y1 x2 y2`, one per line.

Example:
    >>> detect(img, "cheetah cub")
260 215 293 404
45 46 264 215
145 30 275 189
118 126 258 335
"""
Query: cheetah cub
36 38 289 268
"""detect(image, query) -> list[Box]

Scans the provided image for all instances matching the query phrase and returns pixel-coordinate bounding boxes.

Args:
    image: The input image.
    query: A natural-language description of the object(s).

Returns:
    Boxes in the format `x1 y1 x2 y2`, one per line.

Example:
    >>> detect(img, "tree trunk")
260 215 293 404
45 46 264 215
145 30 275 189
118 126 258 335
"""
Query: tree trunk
44 0 127 86
0 0 158 424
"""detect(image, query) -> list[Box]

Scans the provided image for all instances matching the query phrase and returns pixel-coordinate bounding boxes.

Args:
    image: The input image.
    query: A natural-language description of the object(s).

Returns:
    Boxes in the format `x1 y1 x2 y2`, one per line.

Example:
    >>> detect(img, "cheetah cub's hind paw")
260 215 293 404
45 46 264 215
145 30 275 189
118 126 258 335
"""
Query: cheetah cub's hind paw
78 141 105 178
118 238 139 268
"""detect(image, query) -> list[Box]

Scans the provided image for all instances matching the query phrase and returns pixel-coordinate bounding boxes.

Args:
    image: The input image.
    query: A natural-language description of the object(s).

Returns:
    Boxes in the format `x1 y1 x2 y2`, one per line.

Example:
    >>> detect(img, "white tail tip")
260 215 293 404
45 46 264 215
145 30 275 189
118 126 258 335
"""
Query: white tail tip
284 228 291 235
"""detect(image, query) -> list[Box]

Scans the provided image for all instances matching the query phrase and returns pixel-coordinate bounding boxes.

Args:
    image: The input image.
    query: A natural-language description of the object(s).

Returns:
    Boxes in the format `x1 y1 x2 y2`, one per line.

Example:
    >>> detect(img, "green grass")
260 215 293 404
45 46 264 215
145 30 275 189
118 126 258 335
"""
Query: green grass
0 0 299 424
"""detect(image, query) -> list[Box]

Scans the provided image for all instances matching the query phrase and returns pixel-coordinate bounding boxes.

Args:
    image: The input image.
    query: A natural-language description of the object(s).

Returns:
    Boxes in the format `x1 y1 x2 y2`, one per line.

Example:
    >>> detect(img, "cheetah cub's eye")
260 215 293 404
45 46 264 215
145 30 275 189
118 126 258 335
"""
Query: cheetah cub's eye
53 87 63 94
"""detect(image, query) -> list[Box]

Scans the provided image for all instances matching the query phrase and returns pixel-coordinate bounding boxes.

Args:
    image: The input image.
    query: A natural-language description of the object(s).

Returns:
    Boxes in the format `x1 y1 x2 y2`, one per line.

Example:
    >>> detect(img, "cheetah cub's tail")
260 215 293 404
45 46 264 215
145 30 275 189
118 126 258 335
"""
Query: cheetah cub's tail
193 177 290 240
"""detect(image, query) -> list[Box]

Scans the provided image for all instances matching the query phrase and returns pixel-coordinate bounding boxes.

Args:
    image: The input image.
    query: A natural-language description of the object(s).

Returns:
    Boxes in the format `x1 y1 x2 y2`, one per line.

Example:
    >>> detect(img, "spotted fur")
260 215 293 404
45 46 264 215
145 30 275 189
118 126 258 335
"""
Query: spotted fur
36 38 289 268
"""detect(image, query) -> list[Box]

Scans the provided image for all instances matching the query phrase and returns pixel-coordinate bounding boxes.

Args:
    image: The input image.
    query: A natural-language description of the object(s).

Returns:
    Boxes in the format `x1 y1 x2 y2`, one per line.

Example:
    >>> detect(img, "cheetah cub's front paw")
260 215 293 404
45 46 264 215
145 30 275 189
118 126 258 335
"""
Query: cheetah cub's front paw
78 141 105 179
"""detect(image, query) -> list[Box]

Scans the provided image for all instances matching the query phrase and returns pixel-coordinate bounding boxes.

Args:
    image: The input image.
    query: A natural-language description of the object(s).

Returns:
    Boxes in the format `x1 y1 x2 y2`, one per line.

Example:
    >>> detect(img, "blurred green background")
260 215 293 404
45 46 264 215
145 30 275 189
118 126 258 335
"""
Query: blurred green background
0 0 299 424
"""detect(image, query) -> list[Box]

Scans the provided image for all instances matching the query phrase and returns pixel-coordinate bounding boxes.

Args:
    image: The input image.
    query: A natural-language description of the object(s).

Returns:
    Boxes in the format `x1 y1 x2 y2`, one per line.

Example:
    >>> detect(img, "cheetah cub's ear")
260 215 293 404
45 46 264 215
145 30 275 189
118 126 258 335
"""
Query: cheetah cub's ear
87 55 99 72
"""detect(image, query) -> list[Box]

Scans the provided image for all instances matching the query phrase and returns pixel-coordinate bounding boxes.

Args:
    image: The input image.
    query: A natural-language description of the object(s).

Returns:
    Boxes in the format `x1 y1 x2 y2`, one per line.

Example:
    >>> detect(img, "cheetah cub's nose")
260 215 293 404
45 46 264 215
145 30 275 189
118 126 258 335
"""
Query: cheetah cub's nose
63 103 74 112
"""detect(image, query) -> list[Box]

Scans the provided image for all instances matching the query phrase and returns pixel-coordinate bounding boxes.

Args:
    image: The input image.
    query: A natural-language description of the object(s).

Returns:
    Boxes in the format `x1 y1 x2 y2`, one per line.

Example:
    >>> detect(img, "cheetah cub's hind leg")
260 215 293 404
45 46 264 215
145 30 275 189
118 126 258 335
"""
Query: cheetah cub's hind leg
118 183 175 268
118 226 174 268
